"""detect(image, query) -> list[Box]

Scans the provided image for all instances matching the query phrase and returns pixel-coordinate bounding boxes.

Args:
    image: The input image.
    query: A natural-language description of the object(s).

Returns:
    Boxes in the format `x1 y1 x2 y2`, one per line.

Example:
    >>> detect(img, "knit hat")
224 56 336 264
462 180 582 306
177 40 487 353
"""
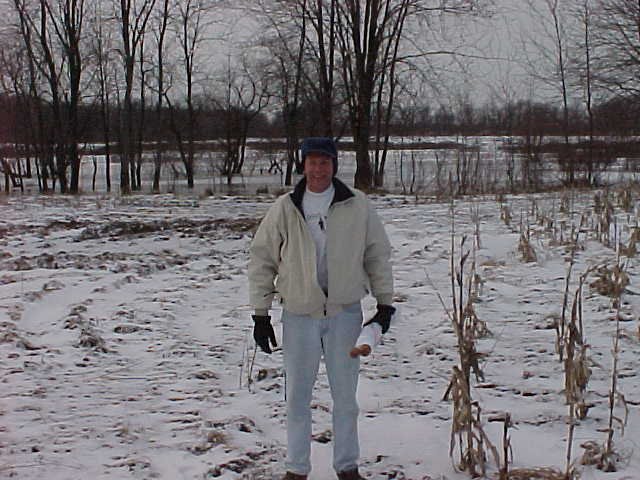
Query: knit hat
300 137 338 175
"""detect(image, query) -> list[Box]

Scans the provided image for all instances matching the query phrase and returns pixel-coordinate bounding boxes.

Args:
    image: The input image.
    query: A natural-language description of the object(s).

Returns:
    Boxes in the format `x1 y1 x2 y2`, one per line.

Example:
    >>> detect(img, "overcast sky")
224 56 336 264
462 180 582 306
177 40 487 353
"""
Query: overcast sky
0 0 572 109
221 1 566 108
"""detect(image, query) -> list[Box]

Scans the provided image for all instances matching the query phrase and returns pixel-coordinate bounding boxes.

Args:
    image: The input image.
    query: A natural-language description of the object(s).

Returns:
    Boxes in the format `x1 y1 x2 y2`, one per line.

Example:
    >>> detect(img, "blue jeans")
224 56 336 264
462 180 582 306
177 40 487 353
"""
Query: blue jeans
282 303 363 475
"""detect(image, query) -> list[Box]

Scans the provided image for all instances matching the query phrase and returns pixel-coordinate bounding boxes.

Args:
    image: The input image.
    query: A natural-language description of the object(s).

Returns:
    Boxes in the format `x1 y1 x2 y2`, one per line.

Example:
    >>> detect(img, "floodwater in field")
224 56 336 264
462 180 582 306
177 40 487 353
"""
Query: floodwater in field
7 136 640 196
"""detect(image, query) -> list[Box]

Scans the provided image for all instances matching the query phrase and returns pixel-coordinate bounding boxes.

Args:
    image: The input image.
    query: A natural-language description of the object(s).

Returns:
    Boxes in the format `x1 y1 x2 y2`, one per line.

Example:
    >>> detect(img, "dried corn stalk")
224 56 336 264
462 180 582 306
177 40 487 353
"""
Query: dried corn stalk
518 231 537 263
596 192 614 247
616 187 633 212
488 413 512 480
501 204 512 227
444 367 499 477
441 234 498 478
590 263 629 307
563 269 594 419
618 238 637 258
580 261 630 472
560 191 571 214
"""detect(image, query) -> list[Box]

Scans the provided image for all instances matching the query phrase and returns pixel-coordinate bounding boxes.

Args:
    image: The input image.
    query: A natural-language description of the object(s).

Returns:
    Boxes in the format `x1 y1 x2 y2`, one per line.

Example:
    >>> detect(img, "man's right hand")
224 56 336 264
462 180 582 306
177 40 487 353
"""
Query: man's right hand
252 315 278 354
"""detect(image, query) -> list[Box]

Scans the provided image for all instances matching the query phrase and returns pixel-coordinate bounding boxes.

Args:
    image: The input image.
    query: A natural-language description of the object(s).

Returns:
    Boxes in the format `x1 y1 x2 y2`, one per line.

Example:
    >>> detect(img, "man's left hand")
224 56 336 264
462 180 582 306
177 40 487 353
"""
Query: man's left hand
364 304 396 334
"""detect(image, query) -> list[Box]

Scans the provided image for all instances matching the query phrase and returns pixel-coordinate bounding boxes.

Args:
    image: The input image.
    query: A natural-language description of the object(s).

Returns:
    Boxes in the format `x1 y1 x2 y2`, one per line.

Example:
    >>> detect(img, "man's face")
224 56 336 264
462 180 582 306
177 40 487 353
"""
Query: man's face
304 153 333 193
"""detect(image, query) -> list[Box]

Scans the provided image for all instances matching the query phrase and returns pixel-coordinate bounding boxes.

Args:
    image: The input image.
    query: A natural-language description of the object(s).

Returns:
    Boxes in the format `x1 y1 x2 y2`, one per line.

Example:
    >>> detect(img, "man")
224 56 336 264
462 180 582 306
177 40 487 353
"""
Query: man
248 137 394 480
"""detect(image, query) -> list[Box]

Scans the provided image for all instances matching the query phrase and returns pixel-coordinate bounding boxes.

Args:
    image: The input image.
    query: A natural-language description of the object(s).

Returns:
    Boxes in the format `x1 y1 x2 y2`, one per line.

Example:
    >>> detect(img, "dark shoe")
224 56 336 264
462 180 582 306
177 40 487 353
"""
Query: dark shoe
283 472 307 480
337 468 364 480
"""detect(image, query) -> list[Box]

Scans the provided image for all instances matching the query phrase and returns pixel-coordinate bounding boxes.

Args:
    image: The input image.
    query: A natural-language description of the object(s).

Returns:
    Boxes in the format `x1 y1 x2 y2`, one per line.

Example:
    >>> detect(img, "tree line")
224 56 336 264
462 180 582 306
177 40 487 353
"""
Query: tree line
0 0 639 194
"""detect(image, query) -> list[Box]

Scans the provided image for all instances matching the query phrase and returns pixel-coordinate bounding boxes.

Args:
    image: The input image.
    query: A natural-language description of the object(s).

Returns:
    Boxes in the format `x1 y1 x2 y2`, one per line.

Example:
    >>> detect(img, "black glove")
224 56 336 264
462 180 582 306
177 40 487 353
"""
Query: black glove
364 304 396 334
252 315 277 354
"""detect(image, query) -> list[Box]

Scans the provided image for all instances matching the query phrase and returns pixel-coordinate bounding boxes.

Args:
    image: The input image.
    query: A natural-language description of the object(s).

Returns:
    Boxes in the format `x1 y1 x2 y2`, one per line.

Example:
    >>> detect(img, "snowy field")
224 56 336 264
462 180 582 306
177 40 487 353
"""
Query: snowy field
1 189 640 480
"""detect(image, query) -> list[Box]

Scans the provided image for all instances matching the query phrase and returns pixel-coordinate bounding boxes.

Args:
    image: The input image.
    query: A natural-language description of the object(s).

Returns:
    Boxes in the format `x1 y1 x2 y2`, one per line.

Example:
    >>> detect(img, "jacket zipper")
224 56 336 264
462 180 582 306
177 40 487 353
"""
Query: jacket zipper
295 203 329 317
323 203 337 318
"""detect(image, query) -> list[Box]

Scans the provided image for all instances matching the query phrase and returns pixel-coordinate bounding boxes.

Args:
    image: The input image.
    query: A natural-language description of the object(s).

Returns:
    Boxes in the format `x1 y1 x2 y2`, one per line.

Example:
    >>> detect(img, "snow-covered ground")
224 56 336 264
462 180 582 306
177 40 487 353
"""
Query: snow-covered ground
1 190 639 480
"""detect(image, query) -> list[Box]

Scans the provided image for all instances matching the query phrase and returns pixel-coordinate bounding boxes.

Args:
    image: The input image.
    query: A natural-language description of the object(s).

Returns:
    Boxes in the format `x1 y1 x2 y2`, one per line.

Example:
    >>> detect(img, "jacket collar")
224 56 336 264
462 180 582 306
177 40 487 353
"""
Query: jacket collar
290 177 355 217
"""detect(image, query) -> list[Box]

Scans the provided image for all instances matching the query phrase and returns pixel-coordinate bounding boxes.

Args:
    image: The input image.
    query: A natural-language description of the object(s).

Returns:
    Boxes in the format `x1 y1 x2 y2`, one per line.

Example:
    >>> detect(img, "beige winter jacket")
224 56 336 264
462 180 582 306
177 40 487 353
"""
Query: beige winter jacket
249 178 393 318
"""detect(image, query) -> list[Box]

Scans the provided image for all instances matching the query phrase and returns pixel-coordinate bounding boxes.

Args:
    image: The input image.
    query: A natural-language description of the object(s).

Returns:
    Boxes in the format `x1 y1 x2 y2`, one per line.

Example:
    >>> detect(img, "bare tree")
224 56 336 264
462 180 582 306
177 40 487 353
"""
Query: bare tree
150 0 171 193
217 55 270 185
520 98 548 191
133 26 149 190
38 0 70 192
90 2 115 192
572 0 598 185
593 0 640 99
170 0 213 189
334 0 485 190
371 0 409 187
254 0 488 190
334 0 396 189
0 40 39 189
116 0 156 193
255 0 307 185
525 0 577 185
304 0 338 137
11 0 69 192
45 0 86 193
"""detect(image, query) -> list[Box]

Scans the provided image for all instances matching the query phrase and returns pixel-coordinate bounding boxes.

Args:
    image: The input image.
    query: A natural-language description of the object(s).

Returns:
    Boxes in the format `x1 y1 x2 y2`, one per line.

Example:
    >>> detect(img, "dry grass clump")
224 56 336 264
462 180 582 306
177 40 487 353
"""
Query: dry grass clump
78 327 109 353
579 368 629 472
0 329 39 350
190 430 228 455
504 467 577 480
580 440 626 472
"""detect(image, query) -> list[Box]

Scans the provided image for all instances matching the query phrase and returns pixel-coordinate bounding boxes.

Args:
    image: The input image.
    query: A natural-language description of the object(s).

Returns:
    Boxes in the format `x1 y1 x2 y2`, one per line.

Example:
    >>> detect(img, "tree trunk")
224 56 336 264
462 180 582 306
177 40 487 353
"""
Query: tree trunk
35 155 43 192
153 0 170 194
121 79 133 193
153 152 162 193
117 0 155 194
69 142 80 193
2 159 11 193
354 129 373 190
104 126 112 193
92 156 97 191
